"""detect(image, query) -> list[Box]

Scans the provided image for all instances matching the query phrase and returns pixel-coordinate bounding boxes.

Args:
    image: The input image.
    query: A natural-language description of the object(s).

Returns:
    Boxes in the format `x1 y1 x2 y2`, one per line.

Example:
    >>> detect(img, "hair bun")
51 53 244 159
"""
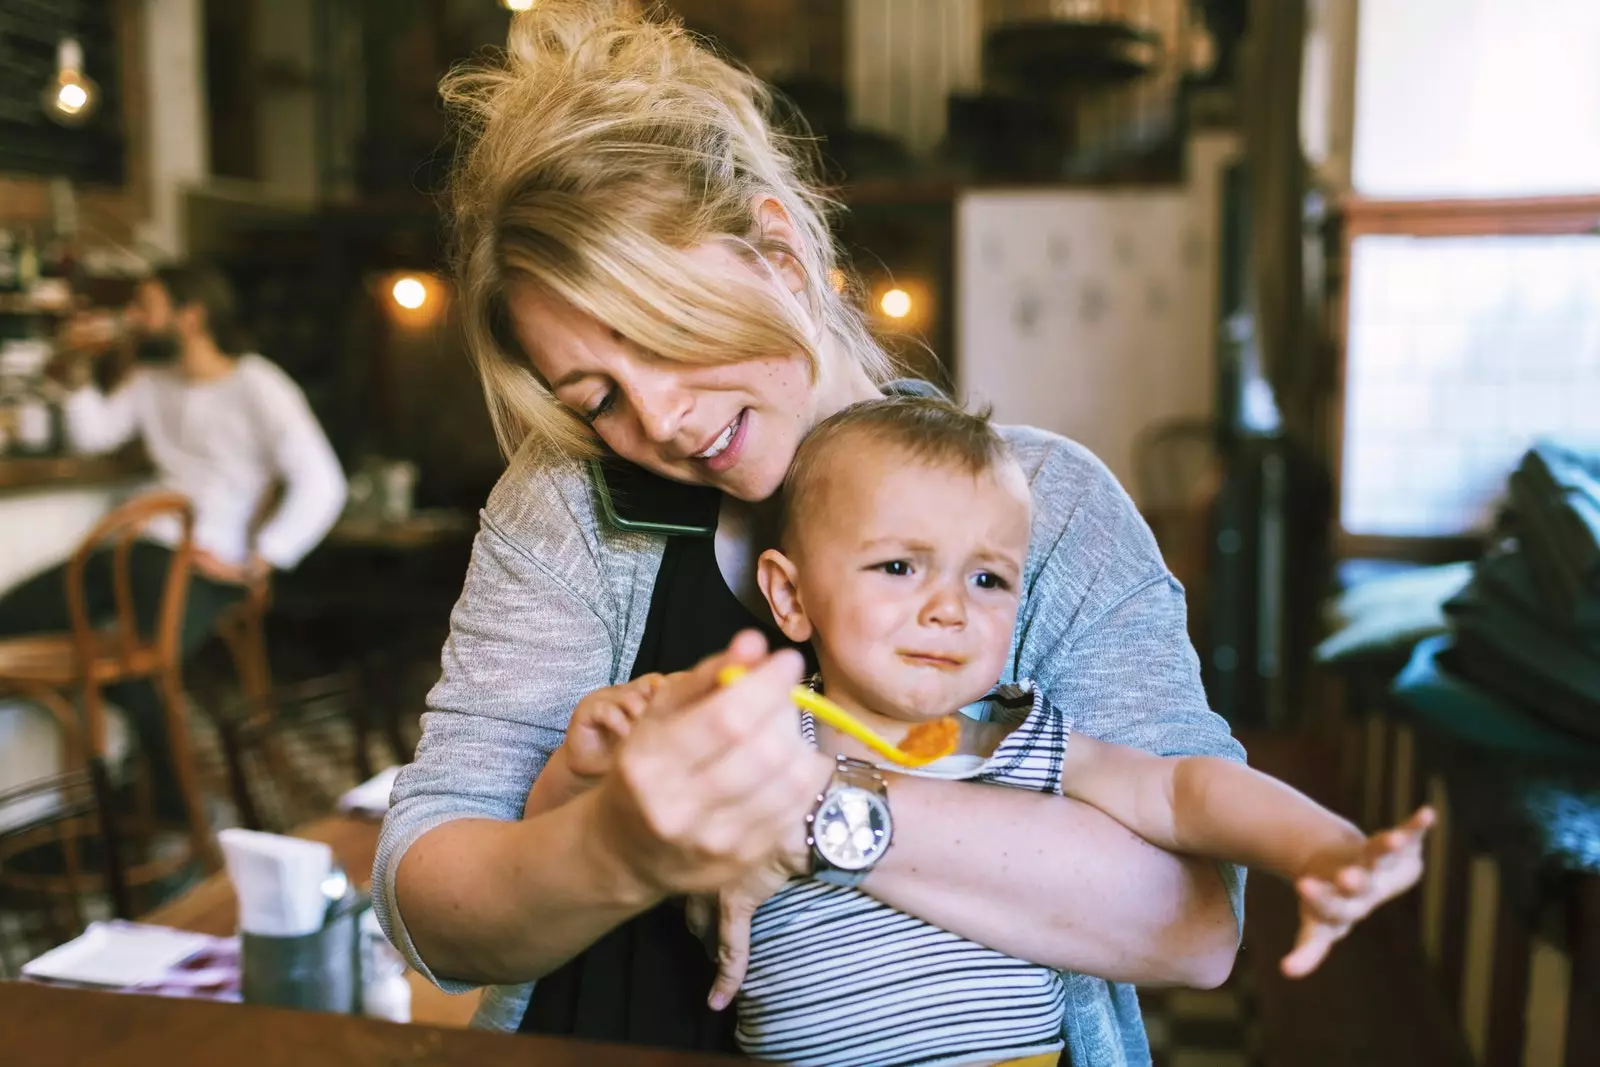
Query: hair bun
505 0 706 86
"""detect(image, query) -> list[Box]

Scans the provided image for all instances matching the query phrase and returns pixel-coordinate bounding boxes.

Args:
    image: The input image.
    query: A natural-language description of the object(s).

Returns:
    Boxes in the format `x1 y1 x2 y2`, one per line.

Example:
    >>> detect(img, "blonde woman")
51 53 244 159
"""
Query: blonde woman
374 3 1245 1063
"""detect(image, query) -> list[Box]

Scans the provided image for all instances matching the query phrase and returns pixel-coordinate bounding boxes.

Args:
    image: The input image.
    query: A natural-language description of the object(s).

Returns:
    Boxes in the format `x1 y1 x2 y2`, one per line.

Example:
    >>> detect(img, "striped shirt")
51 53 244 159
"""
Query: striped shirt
736 683 1072 1067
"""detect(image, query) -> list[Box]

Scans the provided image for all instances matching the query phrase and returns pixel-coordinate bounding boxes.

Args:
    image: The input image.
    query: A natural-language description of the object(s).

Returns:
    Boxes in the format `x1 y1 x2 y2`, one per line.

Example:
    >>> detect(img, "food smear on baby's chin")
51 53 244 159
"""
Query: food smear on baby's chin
897 717 960 762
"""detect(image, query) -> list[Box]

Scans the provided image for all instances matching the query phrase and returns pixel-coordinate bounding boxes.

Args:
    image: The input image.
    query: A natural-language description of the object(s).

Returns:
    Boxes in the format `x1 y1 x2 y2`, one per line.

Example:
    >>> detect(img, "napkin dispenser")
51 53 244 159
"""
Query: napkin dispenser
220 829 371 1013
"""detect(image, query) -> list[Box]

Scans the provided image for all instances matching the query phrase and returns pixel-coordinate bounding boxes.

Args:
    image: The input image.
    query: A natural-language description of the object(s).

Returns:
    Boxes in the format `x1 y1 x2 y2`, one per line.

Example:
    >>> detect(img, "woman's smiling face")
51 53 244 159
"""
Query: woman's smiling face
509 241 872 503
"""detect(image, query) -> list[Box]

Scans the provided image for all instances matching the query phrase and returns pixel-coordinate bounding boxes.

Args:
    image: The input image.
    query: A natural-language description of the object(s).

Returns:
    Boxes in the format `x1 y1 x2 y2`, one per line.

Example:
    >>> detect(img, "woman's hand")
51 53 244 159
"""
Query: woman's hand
1282 806 1435 978
594 630 834 898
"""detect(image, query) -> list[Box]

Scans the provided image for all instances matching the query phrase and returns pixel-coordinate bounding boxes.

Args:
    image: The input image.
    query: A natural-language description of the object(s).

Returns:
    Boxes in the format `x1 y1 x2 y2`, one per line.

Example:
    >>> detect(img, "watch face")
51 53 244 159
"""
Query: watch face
812 786 892 872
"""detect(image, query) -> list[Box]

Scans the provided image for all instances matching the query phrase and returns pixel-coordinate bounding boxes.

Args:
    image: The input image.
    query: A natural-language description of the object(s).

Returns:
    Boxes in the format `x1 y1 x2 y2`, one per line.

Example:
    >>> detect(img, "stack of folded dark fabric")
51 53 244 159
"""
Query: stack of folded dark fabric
1441 442 1600 743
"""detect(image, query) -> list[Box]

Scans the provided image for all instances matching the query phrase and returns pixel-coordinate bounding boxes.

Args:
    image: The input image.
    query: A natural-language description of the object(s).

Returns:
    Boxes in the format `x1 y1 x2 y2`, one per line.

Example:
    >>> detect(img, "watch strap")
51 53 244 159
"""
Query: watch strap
808 756 893 887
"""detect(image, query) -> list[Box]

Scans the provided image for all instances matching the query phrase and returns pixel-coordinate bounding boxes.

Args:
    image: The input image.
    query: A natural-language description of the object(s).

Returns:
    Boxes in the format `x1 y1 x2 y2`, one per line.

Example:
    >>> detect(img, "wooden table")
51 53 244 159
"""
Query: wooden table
325 511 475 551
142 814 482 1029
0 982 741 1066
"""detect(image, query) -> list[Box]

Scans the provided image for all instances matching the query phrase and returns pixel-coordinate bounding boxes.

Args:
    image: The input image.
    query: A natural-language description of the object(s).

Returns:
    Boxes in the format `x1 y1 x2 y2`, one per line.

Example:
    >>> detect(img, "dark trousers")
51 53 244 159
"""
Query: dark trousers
0 542 244 820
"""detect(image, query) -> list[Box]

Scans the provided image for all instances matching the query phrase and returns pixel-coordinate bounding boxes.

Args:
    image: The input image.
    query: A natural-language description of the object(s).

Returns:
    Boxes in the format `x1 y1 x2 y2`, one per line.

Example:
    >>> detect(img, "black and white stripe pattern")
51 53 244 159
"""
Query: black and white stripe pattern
736 684 1072 1066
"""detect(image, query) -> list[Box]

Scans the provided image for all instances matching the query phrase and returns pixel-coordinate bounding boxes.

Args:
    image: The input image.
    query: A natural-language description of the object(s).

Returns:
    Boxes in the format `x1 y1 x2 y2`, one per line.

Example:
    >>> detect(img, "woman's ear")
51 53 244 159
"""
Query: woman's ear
751 196 808 296
756 548 813 643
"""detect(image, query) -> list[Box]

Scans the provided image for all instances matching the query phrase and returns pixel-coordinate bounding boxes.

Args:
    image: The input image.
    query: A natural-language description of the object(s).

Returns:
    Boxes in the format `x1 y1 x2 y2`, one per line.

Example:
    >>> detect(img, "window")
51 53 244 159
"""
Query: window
1334 0 1600 553
1341 231 1600 537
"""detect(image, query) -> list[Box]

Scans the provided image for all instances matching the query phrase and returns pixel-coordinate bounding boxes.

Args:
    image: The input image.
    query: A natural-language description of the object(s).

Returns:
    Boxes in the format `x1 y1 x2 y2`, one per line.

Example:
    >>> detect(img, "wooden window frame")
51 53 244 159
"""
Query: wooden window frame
1329 193 1600 563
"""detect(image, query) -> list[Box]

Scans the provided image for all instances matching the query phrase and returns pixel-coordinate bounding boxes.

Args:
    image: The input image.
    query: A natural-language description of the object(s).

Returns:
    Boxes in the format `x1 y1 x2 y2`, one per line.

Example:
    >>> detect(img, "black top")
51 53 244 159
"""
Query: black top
519 484 806 1054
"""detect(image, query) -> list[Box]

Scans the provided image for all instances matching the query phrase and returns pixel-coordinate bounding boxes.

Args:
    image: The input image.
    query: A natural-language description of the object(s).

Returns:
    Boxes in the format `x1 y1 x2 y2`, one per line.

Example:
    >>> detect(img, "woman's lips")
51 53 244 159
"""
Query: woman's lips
698 409 749 474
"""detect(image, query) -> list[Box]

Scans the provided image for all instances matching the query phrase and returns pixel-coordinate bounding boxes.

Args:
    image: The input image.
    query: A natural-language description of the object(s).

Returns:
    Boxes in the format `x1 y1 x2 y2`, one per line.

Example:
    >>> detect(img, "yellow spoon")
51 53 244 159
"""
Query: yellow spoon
717 666 959 768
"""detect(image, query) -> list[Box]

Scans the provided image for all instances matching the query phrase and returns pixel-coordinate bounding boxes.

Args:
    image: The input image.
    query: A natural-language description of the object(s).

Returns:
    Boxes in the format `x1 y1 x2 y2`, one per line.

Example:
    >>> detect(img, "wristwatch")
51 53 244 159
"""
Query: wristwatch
807 756 893 888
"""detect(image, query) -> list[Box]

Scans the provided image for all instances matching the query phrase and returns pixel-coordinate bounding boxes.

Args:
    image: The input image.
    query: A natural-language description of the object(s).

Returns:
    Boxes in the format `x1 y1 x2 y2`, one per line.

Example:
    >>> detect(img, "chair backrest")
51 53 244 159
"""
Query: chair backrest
0 757 128 976
64 490 196 677
215 670 365 833
243 480 282 609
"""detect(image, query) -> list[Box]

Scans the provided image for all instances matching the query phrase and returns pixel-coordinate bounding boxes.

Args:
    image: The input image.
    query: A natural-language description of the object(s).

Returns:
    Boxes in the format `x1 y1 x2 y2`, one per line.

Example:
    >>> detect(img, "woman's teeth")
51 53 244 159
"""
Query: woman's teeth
696 416 739 459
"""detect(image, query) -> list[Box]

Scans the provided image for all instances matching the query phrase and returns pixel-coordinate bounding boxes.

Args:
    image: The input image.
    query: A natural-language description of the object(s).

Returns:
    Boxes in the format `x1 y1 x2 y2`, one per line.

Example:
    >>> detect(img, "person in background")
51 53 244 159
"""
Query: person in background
0 263 347 821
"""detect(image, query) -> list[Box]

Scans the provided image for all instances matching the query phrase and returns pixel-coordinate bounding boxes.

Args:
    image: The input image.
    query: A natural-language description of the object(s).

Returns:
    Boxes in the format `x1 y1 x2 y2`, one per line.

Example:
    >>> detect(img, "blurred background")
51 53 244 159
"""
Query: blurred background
2 2 1599 1066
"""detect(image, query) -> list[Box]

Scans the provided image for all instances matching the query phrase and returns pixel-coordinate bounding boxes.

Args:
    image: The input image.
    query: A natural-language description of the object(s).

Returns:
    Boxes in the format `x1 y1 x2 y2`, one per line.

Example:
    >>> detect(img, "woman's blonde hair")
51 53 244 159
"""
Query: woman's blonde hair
441 0 893 460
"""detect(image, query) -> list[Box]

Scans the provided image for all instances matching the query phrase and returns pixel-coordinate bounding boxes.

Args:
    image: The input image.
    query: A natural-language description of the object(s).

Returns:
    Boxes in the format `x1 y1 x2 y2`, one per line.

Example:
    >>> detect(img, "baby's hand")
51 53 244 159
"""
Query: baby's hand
1282 806 1435 978
564 674 667 782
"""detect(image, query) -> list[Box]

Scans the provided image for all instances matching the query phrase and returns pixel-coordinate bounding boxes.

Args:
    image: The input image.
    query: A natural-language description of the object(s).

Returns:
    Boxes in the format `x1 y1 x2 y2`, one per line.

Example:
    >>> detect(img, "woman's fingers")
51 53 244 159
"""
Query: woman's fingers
654 646 807 775
650 630 772 719
597 633 822 894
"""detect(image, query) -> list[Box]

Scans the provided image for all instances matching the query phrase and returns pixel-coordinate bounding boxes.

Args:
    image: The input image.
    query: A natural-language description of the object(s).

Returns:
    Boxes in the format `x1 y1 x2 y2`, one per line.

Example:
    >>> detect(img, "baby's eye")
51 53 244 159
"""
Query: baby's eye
972 571 1011 591
874 560 912 577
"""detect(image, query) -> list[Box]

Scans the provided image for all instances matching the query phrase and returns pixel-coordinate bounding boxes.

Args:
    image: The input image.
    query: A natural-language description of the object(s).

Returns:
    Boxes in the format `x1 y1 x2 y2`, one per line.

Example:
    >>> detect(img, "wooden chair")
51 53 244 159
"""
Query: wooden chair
0 491 218 880
214 482 281 726
213 670 374 833
215 572 274 724
0 757 129 977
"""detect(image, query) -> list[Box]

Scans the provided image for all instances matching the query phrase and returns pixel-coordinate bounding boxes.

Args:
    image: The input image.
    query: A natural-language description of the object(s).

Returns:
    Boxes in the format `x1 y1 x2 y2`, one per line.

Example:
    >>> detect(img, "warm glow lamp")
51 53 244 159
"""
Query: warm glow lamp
42 38 99 128
392 276 428 310
879 288 913 320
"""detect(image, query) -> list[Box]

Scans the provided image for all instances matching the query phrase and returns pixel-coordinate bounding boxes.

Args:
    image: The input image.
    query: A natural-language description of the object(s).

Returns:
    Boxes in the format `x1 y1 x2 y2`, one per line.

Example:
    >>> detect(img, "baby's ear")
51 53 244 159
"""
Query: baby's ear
756 549 813 643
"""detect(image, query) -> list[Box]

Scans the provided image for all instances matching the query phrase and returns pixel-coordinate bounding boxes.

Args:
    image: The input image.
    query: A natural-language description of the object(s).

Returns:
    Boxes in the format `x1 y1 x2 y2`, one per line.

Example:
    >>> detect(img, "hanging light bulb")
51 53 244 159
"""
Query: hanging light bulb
42 38 100 128
500 0 537 11
392 276 428 310
879 288 913 320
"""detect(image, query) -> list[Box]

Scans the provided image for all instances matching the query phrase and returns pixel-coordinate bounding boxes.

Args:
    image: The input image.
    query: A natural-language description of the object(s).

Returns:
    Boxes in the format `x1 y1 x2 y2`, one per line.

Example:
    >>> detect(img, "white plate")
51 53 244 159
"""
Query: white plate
22 922 215 988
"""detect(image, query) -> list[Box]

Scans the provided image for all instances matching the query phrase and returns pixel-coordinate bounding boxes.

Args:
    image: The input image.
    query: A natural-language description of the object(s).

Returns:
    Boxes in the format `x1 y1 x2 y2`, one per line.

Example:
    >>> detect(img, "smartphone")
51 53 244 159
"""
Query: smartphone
588 454 719 537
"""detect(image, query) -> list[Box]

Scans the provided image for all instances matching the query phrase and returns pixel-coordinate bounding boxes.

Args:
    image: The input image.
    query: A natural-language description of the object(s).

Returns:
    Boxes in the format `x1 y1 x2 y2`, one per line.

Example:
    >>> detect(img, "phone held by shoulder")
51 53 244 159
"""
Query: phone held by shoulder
588 455 719 537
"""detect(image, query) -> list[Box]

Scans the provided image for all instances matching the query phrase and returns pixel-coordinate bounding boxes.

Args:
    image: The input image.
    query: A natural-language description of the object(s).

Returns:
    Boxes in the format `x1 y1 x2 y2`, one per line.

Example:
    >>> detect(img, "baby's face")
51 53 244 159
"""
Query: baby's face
788 448 1032 723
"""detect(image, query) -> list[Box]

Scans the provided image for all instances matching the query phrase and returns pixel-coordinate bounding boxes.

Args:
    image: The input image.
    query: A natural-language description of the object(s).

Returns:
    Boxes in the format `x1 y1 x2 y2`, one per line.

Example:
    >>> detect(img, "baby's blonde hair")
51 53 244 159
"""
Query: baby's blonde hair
779 396 1016 552
441 0 893 461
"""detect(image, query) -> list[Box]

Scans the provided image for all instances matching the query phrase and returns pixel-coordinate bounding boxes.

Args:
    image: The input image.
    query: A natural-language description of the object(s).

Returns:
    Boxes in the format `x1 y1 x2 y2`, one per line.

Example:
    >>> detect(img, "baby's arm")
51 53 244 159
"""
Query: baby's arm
523 674 666 819
1062 736 1433 976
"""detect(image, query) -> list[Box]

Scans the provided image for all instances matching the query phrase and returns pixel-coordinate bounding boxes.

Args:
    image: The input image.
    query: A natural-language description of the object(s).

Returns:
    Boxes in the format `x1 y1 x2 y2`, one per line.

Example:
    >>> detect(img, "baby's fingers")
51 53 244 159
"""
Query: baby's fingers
1334 865 1372 896
1281 919 1343 978
1371 807 1436 860
1298 877 1370 926
595 705 635 740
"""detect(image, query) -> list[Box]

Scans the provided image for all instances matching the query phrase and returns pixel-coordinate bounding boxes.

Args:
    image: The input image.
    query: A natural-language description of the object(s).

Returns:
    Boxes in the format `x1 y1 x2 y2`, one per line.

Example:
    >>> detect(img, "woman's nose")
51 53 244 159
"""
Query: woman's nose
627 370 693 445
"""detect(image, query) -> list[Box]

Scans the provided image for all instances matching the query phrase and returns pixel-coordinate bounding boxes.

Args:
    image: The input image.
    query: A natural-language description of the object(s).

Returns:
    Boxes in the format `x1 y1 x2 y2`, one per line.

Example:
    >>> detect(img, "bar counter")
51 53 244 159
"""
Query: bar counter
0 450 151 495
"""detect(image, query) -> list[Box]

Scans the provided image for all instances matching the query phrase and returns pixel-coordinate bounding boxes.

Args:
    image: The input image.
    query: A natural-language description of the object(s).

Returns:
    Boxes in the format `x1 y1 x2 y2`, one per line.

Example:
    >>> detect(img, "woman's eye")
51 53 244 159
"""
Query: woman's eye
875 560 912 577
972 571 1011 591
582 391 616 424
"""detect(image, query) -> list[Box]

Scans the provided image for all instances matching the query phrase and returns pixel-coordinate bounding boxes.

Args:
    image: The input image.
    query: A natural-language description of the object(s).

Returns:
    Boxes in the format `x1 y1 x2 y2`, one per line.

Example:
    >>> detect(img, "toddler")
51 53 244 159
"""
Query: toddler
529 397 1431 1067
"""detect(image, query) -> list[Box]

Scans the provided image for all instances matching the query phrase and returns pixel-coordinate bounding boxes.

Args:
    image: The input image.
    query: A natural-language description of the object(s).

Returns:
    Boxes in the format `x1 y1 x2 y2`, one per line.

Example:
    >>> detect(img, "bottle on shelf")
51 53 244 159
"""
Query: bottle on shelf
16 229 40 295
0 229 19 294
0 337 63 458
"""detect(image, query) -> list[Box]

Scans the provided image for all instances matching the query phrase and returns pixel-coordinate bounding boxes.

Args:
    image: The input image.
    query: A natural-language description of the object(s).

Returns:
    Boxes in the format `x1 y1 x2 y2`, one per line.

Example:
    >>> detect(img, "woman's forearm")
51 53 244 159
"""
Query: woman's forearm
395 789 659 985
865 776 1239 987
